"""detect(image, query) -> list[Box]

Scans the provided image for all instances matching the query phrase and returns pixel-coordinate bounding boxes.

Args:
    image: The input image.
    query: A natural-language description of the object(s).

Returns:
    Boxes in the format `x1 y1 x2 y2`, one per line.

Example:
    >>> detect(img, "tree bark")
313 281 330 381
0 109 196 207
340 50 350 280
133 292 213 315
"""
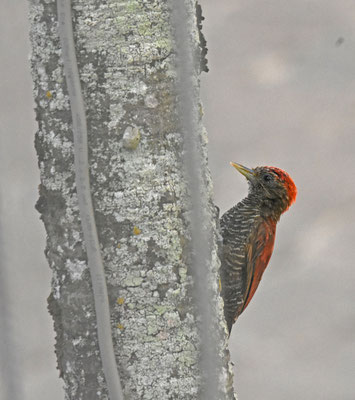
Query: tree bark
29 0 236 398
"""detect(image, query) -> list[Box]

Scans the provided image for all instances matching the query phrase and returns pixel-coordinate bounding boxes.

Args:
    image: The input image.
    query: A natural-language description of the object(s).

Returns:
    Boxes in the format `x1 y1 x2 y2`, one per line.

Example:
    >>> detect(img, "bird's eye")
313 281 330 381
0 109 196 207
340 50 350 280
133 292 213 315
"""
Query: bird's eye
263 174 272 182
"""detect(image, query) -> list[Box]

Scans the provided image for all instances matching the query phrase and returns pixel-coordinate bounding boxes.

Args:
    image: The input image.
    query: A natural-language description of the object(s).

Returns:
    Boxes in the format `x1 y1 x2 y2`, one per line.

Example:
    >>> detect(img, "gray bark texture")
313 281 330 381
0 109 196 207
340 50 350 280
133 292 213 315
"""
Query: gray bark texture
29 0 236 398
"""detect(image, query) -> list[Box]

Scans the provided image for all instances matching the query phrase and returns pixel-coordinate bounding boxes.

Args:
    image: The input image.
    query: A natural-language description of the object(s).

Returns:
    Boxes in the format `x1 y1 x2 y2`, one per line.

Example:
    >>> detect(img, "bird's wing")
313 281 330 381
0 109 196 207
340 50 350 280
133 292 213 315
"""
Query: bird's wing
240 219 276 313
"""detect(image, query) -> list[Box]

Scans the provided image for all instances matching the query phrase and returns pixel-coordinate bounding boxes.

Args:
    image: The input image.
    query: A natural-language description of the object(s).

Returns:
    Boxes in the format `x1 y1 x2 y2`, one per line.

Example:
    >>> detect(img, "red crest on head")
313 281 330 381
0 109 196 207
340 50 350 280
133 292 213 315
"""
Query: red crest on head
267 167 297 209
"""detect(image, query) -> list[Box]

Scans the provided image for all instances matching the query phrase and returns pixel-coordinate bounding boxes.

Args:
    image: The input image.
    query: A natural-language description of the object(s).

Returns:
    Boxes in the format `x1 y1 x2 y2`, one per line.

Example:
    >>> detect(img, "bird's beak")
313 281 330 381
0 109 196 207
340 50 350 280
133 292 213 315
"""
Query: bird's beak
230 162 255 181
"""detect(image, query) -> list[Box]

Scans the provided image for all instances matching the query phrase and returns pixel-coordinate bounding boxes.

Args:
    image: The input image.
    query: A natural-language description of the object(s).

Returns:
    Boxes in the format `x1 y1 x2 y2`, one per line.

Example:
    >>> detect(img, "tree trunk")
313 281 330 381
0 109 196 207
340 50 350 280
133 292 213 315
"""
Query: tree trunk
29 0 236 398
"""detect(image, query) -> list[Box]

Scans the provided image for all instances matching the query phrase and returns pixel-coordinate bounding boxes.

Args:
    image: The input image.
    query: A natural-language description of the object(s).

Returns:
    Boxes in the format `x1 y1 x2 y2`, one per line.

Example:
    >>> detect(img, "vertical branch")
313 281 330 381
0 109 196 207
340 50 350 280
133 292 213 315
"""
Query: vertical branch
29 0 236 397
171 1 236 399
56 0 124 398
171 1 219 398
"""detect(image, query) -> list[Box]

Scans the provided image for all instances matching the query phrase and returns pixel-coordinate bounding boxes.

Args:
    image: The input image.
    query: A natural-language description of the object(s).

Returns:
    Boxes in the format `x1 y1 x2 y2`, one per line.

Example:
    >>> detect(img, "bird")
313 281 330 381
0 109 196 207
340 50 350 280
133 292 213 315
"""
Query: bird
219 162 297 334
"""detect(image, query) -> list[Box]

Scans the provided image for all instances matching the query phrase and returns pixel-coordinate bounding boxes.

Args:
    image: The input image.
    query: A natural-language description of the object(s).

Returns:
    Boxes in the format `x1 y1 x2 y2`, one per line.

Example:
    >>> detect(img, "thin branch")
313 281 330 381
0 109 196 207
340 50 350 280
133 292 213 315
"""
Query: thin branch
57 1 124 398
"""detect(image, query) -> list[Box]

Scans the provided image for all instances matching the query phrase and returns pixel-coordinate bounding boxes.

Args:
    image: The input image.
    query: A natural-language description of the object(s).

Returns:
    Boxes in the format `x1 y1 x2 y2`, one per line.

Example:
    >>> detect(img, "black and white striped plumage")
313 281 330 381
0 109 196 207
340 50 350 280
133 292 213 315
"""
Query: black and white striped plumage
219 163 297 334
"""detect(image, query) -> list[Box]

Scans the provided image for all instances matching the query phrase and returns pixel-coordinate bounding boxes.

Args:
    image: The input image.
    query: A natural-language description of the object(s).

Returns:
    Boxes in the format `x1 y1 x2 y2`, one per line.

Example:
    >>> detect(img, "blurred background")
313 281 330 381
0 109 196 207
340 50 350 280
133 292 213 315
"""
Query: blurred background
1 0 354 399
200 1 355 399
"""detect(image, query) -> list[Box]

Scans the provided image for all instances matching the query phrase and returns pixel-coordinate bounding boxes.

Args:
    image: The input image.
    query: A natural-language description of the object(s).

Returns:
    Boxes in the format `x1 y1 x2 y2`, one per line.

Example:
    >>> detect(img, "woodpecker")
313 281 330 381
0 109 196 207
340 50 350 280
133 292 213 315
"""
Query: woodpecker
220 162 297 334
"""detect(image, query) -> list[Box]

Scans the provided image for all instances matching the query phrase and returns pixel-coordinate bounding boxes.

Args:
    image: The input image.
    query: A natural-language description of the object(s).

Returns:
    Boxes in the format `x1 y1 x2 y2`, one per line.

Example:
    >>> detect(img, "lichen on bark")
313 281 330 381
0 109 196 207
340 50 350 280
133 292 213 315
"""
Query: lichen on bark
29 0 235 398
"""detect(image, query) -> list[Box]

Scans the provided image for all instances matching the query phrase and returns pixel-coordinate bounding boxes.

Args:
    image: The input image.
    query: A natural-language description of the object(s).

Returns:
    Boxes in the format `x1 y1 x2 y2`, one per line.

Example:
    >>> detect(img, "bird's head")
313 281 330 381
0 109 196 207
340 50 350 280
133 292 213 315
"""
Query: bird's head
231 162 297 219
